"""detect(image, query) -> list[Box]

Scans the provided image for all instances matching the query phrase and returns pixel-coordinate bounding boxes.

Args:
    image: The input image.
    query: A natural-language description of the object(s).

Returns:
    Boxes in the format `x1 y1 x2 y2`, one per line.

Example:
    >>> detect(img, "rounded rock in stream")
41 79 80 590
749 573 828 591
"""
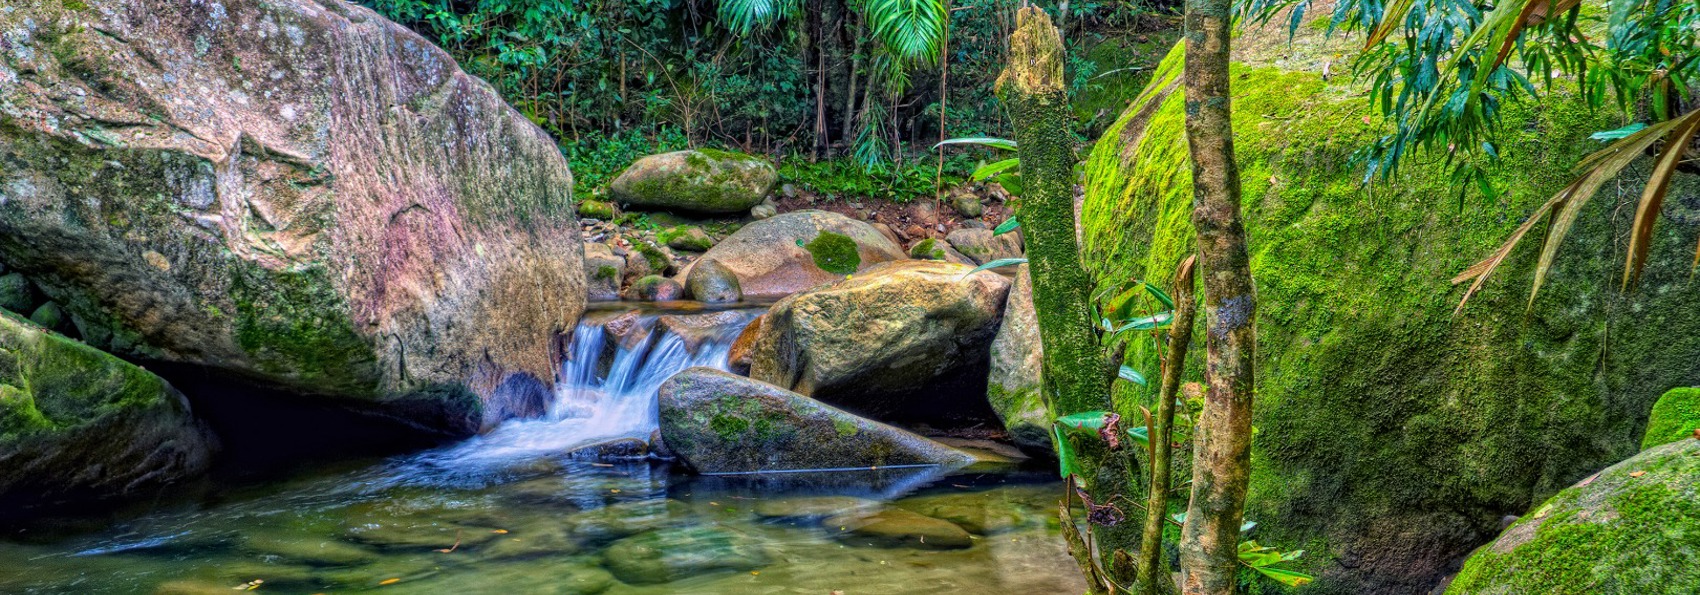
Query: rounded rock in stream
827 508 973 549
600 526 772 585
657 367 973 474
684 258 743 303
625 275 685 301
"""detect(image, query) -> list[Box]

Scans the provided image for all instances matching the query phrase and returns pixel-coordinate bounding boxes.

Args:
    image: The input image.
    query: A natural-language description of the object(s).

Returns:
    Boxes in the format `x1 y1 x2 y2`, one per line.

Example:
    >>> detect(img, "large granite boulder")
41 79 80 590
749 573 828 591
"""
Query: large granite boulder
1445 439 1700 595
0 0 586 436
1082 35 1700 593
986 265 1049 451
608 150 777 214
749 260 1010 423
657 367 972 473
675 211 906 299
0 313 214 508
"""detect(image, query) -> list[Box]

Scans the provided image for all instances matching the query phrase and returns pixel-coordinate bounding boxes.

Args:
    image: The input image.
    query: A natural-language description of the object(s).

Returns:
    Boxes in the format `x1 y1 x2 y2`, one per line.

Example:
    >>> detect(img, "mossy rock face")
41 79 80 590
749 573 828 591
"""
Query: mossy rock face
608 150 778 214
1642 388 1700 450
657 367 972 473
1445 439 1700 595
0 313 214 507
749 260 1011 423
1083 39 1700 593
0 0 587 435
0 274 35 314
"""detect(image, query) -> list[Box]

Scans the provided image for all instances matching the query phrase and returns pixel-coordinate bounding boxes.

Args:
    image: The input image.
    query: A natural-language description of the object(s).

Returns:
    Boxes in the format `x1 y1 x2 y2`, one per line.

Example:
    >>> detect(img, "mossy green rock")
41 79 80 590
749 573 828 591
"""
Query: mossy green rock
986 265 1049 451
749 260 1010 421
659 225 715 252
1642 388 1700 450
0 313 214 505
625 275 684 302
608 149 777 214
0 0 586 436
1084 40 1700 593
944 228 1022 265
1445 439 1700 595
908 238 974 265
657 367 972 473
577 199 617 220
27 302 69 335
600 526 771 585
675 210 906 299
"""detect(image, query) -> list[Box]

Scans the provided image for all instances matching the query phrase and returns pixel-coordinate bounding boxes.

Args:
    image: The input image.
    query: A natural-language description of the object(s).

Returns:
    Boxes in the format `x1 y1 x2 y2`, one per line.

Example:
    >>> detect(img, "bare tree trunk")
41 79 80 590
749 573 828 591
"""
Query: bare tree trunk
996 7 1124 588
1177 0 1256 591
842 15 864 146
1139 256 1198 595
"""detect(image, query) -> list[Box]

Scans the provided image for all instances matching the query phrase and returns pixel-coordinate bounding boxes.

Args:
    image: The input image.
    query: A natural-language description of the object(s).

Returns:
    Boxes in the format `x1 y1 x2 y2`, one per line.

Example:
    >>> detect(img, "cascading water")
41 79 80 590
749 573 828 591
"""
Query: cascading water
411 306 759 473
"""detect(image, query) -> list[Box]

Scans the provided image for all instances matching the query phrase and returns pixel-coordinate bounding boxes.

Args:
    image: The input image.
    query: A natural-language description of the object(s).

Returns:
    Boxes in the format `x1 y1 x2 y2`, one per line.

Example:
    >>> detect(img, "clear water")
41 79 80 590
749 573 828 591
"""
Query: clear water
0 305 1083 594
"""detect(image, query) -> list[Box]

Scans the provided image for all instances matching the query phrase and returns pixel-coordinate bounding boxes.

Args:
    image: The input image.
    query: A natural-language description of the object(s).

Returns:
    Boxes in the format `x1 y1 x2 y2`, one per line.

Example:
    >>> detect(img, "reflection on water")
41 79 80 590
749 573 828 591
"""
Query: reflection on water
0 457 1083 594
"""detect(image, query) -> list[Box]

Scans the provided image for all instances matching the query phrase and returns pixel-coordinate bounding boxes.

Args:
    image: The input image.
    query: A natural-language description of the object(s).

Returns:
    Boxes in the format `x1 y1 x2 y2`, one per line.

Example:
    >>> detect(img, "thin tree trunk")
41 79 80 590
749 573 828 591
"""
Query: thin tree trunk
935 0 951 201
1177 0 1256 590
842 15 864 146
996 7 1121 588
1139 256 1198 595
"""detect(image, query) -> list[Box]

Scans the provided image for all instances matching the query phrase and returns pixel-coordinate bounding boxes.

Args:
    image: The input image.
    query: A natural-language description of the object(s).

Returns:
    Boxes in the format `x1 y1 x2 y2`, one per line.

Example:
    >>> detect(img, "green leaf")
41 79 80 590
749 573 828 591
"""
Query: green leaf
1170 512 1187 524
864 0 947 63
1052 425 1079 479
1590 122 1647 141
1252 566 1315 588
1113 311 1174 332
1126 425 1150 448
993 174 1022 196
1056 411 1112 431
934 136 1016 151
972 158 1020 181
1143 283 1175 309
993 217 1020 235
965 258 1028 276
1117 366 1147 386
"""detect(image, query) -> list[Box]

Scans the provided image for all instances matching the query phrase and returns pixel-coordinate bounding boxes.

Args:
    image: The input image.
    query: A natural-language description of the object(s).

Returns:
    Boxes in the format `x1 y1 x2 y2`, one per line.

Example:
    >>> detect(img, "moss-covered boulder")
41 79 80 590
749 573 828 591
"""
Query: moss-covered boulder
625 275 685 302
659 225 716 252
987 265 1049 451
1083 36 1700 593
577 199 617 220
908 238 975 265
0 0 586 436
657 367 972 473
1642 388 1700 450
1444 438 1700 595
749 260 1010 423
674 210 906 299
0 313 214 507
608 150 777 214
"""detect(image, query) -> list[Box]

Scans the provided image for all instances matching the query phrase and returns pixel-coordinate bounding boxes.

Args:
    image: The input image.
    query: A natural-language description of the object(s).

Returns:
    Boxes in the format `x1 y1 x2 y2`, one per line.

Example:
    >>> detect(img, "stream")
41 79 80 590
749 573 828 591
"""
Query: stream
0 304 1082 594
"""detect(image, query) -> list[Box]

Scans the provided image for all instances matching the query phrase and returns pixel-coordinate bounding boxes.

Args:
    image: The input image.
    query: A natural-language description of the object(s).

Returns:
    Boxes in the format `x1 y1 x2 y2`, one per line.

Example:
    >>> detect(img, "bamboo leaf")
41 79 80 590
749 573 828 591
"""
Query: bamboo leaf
993 217 1020 235
1625 108 1700 288
1057 411 1112 431
964 258 1028 276
1117 366 1147 386
1591 123 1647 141
933 137 1017 151
1113 311 1174 332
1253 566 1316 587
1143 283 1175 309
972 158 1020 181
1362 0 1418 49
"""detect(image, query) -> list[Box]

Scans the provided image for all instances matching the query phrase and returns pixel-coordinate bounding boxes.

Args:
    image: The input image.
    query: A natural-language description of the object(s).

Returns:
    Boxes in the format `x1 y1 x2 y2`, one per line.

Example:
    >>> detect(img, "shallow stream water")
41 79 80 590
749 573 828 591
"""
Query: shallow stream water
0 304 1084 594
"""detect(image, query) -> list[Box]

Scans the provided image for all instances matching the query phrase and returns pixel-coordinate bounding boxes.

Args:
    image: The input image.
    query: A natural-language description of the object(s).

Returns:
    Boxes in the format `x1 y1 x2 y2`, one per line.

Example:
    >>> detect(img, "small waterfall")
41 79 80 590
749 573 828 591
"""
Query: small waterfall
412 307 757 472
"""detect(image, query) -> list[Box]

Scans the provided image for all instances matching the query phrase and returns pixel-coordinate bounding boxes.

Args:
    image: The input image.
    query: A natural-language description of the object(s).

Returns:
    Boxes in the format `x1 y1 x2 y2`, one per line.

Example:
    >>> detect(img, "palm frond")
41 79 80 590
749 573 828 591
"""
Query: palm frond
1624 108 1700 287
864 0 946 64
718 0 800 35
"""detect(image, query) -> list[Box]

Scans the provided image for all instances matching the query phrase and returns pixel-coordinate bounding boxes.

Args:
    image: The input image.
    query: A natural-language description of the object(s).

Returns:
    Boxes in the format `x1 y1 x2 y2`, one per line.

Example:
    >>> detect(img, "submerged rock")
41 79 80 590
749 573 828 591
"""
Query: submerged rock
657 368 972 474
0 313 214 508
827 508 973 549
0 0 587 437
753 495 879 520
1446 439 1700 595
986 265 1050 451
749 260 1010 423
601 526 770 585
675 211 906 299
684 259 743 303
609 150 777 214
